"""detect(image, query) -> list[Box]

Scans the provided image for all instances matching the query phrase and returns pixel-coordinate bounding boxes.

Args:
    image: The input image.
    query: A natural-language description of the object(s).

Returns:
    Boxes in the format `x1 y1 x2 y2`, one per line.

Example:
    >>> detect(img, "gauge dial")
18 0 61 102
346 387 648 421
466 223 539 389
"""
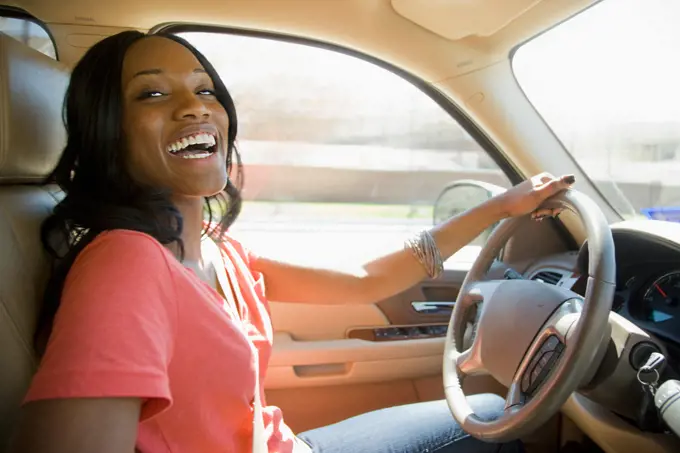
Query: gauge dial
641 271 680 323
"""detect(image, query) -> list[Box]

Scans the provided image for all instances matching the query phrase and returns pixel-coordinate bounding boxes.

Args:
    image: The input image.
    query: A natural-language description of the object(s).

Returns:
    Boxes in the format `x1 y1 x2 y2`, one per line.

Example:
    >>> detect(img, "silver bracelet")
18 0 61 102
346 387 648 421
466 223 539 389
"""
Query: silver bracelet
405 230 444 279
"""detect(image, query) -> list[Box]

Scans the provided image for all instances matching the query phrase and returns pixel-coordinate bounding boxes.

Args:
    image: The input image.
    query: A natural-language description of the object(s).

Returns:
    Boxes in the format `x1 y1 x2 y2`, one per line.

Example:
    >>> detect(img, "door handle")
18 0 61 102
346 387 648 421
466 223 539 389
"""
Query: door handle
411 301 455 315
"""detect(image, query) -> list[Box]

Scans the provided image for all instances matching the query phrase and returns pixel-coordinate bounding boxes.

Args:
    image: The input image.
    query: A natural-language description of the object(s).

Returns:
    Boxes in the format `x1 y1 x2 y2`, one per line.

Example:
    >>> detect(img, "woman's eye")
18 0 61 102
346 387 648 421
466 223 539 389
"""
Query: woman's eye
138 90 164 100
197 89 216 96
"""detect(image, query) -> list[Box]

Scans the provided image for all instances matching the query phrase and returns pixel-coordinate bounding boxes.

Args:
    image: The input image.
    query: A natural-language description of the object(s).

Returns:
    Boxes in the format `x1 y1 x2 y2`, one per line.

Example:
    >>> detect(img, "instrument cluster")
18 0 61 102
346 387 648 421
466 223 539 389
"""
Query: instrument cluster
614 264 680 344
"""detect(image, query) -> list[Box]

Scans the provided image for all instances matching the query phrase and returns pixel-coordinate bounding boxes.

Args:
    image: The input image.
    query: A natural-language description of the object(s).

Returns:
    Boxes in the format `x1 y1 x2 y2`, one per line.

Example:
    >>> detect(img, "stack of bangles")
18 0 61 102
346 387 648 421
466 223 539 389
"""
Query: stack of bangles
405 230 444 279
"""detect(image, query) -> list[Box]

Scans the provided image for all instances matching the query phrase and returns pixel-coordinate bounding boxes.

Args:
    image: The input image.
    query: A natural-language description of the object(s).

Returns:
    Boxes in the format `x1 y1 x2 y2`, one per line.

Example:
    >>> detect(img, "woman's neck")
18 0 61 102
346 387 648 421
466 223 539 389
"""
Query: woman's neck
170 195 205 263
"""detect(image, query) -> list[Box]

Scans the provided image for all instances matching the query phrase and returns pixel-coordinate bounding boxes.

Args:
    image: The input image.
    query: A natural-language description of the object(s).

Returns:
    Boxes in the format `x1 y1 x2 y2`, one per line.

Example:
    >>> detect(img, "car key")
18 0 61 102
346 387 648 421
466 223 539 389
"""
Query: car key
636 352 665 431
640 352 665 375
638 378 661 430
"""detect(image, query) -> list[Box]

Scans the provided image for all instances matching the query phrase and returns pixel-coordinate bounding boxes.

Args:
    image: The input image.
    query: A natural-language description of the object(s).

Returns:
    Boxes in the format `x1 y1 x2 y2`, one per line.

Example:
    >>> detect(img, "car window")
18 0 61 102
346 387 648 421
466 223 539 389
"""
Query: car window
0 16 56 59
513 0 679 221
178 32 511 266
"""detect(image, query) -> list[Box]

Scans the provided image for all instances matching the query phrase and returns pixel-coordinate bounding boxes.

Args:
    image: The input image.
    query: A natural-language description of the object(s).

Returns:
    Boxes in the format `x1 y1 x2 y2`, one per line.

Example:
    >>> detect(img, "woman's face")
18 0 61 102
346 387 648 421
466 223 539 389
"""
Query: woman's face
120 37 229 198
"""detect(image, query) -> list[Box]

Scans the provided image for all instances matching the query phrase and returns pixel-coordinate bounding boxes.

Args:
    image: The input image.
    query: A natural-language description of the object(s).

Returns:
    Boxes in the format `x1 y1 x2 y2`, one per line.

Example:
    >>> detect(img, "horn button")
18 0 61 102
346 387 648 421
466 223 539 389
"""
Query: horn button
469 279 582 389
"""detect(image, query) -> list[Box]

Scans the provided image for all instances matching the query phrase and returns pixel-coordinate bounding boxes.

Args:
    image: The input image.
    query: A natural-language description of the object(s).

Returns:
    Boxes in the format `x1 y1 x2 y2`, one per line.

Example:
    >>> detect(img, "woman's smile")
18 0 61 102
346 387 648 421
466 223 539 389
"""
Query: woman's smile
166 132 216 158
120 36 231 197
165 124 222 161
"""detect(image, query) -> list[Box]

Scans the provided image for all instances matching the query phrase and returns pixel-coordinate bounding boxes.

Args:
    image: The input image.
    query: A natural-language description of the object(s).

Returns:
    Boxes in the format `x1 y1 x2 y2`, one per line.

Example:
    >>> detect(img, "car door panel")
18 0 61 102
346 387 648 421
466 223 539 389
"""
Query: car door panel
269 302 390 341
374 269 467 324
266 268 468 389
265 333 445 389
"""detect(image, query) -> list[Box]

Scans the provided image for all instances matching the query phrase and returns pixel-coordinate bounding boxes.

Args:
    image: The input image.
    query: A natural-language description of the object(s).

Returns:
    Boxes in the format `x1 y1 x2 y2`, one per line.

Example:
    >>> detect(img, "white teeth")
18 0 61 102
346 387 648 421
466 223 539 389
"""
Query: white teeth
166 133 217 154
181 151 211 159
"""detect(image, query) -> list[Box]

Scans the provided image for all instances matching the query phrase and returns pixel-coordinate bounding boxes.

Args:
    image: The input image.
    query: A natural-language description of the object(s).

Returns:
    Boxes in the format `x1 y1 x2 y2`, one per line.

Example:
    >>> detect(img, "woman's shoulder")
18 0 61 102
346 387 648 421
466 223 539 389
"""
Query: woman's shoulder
79 229 174 262
90 228 169 249
68 229 181 285
58 229 181 328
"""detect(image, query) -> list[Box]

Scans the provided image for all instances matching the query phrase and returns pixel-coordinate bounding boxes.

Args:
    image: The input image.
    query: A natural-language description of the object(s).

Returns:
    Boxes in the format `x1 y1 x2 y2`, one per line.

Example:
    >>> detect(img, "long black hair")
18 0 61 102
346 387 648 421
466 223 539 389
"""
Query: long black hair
36 30 243 353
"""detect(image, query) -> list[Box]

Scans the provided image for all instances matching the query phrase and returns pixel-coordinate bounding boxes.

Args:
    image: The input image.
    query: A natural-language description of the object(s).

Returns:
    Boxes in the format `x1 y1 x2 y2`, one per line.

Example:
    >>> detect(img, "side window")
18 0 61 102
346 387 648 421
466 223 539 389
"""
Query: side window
179 32 511 265
0 16 56 59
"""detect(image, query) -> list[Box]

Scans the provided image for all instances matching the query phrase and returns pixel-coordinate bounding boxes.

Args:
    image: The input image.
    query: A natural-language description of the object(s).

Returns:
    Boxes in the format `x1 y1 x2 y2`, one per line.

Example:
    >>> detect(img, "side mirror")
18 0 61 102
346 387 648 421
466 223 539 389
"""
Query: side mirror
433 180 506 245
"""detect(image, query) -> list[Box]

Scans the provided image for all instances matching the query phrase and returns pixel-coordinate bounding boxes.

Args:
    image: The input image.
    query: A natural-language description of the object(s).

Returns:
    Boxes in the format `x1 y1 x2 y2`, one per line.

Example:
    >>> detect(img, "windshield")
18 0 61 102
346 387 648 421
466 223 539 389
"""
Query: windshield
513 0 680 221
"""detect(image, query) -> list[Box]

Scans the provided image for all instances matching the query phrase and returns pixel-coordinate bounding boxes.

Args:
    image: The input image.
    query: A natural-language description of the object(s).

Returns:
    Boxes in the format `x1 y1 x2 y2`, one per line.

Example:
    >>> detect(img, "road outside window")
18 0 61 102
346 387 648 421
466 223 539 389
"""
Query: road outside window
180 32 510 266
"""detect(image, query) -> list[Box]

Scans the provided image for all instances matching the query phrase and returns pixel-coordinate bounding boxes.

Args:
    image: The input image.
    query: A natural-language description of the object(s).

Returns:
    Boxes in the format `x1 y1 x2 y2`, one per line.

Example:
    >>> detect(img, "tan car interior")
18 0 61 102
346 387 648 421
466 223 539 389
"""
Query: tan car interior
0 32 68 446
1 0 680 452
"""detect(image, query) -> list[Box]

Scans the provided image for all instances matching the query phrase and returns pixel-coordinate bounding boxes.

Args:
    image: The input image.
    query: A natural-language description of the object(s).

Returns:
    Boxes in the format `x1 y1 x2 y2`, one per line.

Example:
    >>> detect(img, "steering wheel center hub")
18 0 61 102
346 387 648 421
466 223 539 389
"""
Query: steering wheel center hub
472 279 581 387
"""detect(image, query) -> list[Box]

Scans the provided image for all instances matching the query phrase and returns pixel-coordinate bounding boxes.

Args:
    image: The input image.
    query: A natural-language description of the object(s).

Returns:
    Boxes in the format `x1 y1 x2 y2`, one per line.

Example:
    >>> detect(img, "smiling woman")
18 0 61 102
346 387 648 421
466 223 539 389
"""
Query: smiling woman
39 31 243 268
120 36 236 207
8 29 566 453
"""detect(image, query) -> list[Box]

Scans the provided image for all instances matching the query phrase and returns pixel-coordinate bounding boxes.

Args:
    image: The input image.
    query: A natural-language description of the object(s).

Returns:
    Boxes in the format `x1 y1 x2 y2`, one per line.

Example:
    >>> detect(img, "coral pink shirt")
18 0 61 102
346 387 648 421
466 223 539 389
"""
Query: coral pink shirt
24 229 296 452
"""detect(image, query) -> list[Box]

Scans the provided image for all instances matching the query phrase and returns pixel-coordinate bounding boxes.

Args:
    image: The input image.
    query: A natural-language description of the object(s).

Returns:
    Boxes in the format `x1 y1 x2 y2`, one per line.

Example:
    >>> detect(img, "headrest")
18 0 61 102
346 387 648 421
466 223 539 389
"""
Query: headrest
0 33 69 184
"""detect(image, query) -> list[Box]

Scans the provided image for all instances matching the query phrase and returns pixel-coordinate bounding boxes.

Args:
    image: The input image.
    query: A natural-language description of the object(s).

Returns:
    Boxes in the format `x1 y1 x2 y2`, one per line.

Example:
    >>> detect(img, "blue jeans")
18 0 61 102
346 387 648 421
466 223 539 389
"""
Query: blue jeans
297 394 523 453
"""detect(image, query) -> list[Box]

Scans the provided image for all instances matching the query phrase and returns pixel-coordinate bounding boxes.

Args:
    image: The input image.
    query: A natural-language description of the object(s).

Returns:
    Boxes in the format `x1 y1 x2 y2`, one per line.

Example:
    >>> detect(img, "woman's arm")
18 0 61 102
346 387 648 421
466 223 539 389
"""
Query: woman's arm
14 232 178 452
252 195 503 305
8 398 141 453
251 173 573 305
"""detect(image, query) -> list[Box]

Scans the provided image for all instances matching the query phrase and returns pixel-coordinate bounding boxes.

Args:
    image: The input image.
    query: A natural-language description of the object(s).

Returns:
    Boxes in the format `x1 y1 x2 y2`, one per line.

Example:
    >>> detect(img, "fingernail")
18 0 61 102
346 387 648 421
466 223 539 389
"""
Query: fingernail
563 175 575 184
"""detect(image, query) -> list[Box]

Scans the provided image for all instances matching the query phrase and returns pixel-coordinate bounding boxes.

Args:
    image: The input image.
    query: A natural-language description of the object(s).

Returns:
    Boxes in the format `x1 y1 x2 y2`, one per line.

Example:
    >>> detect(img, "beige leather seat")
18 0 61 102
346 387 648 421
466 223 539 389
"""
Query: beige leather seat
0 32 69 448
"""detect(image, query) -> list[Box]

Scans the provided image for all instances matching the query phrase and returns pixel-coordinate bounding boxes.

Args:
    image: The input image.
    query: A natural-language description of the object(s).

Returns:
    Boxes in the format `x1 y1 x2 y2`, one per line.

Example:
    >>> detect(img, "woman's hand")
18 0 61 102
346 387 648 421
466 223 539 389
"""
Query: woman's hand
493 173 576 219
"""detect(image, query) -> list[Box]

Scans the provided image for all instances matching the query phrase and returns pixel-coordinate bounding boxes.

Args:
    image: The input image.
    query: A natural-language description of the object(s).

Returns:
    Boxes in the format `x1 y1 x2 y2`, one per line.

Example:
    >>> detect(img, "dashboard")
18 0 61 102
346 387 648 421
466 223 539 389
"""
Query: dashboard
519 220 680 345
522 219 680 382
505 218 680 450
513 218 680 377
576 220 680 350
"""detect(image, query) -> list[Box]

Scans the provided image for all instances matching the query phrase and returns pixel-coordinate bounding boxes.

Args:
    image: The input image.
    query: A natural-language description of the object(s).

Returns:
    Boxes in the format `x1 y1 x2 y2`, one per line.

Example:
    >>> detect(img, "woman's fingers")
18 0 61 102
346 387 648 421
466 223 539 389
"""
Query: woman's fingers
531 174 575 208
531 207 563 221
537 174 575 194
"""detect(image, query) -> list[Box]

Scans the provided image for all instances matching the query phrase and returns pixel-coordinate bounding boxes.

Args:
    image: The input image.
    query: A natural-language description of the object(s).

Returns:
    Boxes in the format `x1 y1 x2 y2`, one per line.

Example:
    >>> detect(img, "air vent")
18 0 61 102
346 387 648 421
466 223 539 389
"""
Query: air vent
532 271 563 285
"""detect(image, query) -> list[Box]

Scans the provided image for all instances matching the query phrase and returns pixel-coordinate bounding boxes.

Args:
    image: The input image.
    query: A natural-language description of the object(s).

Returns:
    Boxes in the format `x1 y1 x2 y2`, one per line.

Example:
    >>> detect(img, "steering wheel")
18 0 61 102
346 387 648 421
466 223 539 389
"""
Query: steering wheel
444 189 616 442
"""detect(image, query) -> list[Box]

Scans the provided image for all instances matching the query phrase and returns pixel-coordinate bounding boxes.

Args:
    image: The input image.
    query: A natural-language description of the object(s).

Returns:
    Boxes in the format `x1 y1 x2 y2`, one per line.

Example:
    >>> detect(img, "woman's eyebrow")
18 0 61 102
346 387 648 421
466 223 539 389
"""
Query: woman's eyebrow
132 68 206 78
132 68 162 78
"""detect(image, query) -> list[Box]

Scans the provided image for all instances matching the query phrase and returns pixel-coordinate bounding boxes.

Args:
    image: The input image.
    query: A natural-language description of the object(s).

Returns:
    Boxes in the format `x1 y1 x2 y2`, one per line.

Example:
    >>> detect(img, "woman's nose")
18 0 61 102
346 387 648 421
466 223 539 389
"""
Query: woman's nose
173 91 211 120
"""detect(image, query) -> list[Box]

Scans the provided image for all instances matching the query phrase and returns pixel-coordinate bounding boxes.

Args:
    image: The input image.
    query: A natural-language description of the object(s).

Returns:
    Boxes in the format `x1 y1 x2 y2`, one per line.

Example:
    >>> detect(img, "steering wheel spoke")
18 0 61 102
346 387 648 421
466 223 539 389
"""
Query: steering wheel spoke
446 280 503 380
455 345 487 378
505 381 525 411
460 280 503 308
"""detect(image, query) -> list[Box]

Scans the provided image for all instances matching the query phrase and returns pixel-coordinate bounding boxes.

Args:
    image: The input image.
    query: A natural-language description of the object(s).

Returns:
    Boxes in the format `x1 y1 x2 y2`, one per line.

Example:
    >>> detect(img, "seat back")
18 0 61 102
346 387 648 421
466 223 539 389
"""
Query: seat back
0 32 69 447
